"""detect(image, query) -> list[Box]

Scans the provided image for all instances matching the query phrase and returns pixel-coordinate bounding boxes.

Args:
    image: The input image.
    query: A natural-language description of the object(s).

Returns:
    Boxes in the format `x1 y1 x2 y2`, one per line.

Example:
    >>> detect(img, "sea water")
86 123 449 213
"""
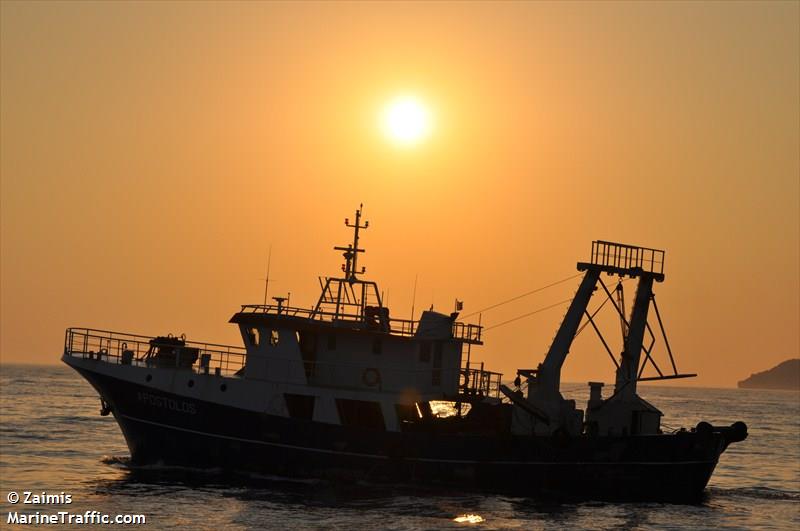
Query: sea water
1 364 798 530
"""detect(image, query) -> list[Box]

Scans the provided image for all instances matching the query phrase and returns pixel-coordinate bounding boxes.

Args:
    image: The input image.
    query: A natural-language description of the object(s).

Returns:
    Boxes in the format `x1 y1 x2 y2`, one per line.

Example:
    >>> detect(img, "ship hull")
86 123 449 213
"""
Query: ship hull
71 364 729 502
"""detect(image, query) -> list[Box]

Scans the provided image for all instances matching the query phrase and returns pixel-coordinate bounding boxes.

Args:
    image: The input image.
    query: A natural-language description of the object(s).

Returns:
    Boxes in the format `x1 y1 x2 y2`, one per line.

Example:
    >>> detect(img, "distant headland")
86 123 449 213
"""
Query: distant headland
738 359 800 390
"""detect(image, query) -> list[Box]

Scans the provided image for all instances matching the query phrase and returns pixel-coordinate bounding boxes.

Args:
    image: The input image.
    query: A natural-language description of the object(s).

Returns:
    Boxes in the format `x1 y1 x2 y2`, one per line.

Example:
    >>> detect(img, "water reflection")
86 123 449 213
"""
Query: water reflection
454 513 485 523
3 366 798 530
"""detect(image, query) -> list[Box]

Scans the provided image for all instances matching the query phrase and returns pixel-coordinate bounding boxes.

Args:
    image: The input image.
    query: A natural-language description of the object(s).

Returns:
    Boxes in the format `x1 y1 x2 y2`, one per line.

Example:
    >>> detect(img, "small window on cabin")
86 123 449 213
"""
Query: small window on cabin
247 328 260 347
284 394 315 420
327 334 337 350
336 399 385 431
372 338 382 355
432 345 442 386
419 341 431 363
298 331 317 357
269 330 279 346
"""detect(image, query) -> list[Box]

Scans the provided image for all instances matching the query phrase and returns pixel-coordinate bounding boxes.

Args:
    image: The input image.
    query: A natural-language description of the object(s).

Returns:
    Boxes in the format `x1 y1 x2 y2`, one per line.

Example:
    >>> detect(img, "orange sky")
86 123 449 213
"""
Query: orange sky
1 1 798 388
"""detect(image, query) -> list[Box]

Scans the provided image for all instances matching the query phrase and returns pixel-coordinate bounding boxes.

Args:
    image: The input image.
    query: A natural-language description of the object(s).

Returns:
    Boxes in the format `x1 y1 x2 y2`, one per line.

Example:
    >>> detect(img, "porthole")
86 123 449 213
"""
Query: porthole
188 380 195 388
220 384 227 392
145 374 152 382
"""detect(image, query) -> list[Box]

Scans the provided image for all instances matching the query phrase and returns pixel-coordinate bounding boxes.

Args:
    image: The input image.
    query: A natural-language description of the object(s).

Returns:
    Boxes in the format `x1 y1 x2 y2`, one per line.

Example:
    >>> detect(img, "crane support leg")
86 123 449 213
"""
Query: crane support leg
537 268 600 396
615 274 656 399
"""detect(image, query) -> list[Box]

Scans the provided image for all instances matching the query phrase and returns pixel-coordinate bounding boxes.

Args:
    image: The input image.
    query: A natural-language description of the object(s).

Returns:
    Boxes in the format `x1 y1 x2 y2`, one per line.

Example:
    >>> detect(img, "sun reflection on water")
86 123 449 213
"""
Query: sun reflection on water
453 514 485 524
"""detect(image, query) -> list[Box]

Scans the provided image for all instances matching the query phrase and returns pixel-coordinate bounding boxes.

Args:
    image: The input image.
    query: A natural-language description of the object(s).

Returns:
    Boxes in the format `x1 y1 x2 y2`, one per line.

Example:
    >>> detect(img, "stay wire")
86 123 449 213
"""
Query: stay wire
483 298 574 332
482 276 635 334
461 273 582 319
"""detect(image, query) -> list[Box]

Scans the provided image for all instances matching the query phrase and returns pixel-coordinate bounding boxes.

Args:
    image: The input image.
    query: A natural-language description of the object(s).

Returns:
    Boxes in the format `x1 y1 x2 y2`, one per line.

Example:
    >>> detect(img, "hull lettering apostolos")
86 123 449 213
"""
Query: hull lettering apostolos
136 391 196 415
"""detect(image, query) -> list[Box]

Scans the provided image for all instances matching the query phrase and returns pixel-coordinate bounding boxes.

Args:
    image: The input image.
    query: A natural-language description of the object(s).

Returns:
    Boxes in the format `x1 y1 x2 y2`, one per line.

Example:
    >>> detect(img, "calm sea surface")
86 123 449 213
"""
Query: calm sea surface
1 364 798 530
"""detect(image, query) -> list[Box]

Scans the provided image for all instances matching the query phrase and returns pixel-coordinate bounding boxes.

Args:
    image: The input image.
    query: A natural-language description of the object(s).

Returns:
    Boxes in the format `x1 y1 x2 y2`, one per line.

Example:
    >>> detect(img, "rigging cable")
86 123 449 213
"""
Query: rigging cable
483 298 574 331
481 276 636 334
461 273 582 319
573 277 634 339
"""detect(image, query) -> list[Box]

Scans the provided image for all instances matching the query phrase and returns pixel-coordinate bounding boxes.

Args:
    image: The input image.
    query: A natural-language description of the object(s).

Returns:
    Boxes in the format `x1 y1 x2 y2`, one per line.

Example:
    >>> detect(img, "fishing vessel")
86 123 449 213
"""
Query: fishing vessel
62 206 747 501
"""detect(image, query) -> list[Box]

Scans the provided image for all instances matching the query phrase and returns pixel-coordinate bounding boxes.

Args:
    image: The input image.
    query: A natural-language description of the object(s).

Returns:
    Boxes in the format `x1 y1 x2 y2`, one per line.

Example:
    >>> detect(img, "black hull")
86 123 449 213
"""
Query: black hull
74 367 731 502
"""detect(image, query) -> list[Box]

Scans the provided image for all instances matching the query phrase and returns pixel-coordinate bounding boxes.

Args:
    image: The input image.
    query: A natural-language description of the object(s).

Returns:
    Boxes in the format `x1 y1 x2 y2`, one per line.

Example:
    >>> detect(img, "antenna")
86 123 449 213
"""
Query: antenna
334 203 369 282
262 245 272 307
411 274 418 320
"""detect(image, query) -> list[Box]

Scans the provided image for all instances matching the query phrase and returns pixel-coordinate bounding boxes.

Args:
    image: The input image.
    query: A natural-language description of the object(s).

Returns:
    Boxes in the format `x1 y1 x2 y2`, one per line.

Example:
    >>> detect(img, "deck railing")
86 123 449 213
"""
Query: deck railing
63 328 247 376
238 304 483 343
461 362 503 398
590 240 665 275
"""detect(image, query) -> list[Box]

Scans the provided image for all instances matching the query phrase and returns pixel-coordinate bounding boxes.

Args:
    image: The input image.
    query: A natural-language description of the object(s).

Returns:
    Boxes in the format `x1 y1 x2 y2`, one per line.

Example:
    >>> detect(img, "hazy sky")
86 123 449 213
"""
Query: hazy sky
1 1 798 388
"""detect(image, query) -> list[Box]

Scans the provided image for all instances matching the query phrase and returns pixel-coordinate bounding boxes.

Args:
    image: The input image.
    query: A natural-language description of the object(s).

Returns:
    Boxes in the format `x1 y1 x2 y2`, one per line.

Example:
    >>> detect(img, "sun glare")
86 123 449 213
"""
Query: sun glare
382 96 432 146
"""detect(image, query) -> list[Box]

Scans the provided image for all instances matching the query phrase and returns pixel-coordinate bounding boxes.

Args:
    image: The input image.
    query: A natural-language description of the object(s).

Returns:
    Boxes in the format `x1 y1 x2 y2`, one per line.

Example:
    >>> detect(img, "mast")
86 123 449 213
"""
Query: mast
312 205 382 320
334 203 369 283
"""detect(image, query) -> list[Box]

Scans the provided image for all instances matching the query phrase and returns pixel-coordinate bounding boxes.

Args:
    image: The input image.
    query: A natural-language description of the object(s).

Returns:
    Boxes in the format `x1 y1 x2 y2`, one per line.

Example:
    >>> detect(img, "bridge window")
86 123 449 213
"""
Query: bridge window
269 330 279 346
432 346 442 386
336 399 385 430
284 393 315 420
419 341 431 363
247 328 260 347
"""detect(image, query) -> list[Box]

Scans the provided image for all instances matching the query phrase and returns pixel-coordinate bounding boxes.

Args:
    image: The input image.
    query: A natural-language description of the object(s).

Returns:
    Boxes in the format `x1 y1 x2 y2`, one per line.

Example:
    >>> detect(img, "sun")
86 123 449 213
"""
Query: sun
381 96 432 146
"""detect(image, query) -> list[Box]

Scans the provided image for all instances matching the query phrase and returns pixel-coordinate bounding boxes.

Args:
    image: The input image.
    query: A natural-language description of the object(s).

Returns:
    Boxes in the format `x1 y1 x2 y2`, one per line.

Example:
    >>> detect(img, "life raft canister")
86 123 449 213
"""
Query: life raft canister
362 367 382 387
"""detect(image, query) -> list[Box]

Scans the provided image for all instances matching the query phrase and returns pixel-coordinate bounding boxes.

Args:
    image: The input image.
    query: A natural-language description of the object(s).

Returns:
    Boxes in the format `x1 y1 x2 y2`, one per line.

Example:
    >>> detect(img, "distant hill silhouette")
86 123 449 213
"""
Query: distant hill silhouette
738 359 799 390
